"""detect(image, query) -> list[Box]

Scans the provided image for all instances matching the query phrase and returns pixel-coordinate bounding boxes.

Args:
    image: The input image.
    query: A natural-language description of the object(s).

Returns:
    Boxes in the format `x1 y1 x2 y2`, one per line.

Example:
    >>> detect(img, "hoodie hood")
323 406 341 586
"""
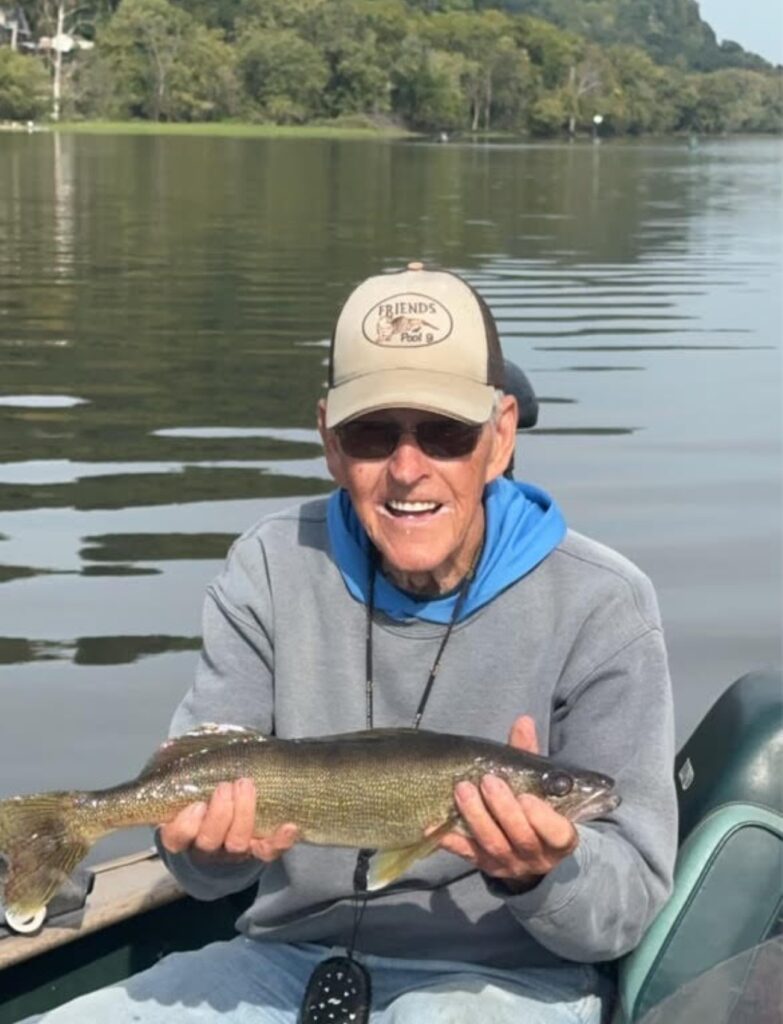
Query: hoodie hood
327 476 566 624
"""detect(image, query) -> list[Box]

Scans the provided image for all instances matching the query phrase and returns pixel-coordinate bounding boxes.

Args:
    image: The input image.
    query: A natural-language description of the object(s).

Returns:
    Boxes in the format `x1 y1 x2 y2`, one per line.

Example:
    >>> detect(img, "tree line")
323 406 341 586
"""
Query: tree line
1 0 781 134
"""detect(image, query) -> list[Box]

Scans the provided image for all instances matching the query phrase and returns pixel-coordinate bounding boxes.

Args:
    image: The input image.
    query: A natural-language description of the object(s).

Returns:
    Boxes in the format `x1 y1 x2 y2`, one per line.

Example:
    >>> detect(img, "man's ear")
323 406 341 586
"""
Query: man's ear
317 400 346 485
485 394 518 484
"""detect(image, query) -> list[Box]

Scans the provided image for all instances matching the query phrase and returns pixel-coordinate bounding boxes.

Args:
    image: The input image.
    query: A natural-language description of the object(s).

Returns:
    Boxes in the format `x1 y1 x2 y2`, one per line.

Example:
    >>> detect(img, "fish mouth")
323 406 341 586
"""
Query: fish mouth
569 791 621 824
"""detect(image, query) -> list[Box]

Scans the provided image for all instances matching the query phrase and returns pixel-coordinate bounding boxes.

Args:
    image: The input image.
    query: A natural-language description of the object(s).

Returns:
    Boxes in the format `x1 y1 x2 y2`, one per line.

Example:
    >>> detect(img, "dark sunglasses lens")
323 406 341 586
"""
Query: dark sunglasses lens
417 421 482 458
337 421 398 458
336 419 482 459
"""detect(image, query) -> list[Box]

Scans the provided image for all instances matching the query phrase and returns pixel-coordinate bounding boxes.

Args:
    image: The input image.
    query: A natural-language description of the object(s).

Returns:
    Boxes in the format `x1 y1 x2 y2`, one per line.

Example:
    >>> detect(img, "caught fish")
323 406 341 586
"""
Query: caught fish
0 725 619 931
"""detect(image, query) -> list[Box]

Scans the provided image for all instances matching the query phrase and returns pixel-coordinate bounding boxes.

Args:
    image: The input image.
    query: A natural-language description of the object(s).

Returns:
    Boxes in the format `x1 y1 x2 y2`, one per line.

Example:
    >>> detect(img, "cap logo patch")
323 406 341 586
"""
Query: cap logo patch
362 292 453 348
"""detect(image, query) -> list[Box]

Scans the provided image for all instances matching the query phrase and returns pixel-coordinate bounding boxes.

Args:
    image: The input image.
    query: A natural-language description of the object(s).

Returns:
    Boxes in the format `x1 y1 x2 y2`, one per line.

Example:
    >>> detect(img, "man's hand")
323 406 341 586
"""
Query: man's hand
159 778 299 863
438 716 578 888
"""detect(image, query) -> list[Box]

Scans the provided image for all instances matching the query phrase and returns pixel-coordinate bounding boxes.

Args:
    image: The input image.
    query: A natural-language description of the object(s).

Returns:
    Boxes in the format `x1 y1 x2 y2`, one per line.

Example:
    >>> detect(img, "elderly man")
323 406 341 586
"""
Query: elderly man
33 264 677 1024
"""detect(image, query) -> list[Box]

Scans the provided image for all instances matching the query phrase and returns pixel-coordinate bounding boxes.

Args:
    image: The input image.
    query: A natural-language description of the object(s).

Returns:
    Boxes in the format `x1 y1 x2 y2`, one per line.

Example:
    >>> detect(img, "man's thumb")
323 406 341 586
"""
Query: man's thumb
508 714 539 754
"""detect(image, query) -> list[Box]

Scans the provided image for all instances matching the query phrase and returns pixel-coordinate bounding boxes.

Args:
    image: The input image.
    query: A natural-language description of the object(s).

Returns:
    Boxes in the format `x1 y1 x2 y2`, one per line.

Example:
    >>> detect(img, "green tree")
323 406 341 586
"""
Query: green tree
692 69 783 133
606 45 673 133
393 36 468 130
237 28 328 122
490 36 534 130
424 8 520 130
97 0 237 120
528 91 566 135
513 15 581 90
172 22 239 119
0 49 51 120
561 45 614 136
99 0 193 120
171 0 245 36
305 0 393 116
234 0 325 34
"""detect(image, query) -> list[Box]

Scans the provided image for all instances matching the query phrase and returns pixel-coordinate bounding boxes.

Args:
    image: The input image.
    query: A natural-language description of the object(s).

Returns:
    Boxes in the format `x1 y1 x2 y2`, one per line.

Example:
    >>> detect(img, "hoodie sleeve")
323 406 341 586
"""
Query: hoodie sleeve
488 586 678 962
157 534 276 900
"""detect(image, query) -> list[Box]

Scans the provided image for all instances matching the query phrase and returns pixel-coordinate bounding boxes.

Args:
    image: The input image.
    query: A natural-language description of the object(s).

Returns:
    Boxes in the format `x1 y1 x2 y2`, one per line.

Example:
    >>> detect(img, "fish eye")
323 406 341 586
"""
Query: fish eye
543 771 573 798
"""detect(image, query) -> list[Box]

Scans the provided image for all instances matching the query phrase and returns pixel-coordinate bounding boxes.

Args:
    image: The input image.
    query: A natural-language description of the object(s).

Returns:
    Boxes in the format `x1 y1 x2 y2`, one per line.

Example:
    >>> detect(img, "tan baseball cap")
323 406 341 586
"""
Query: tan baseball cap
324 262 505 428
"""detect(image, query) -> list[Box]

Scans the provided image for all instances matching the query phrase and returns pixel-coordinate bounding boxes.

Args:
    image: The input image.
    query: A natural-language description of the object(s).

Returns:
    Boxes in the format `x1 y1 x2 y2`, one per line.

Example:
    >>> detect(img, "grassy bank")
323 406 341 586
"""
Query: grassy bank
48 120 417 140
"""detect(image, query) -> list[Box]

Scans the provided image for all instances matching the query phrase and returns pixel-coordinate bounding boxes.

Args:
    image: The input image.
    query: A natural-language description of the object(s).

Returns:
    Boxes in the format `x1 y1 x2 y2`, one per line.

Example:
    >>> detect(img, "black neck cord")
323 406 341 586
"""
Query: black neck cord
345 549 476 960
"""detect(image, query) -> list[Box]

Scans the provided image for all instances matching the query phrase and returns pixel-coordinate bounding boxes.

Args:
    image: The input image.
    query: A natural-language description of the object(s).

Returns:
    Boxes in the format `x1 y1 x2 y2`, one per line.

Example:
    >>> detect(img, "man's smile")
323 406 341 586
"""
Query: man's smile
383 499 444 519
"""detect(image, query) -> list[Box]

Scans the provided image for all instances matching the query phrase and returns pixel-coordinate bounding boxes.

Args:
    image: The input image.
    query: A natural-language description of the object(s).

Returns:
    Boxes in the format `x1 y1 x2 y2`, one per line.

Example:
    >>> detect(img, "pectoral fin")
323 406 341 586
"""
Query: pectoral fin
366 819 456 892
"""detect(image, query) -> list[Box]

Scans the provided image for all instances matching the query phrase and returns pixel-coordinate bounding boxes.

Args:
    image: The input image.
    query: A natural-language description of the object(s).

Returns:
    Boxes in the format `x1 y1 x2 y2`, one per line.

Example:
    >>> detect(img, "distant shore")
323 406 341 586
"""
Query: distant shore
1 120 417 140
3 120 780 144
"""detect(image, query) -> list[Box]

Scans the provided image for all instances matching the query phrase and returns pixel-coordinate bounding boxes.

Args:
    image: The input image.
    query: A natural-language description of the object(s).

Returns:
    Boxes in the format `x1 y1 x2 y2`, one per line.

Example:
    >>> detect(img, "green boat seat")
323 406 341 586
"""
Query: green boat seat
617 669 783 1022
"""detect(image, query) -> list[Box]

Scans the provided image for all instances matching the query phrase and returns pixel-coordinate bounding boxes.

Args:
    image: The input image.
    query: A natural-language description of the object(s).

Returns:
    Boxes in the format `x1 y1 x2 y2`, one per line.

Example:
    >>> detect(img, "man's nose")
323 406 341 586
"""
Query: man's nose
387 431 430 482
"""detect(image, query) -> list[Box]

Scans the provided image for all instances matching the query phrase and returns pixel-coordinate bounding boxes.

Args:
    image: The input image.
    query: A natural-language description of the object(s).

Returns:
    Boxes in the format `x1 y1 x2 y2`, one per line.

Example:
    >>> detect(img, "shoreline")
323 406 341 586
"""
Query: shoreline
1 120 417 140
2 121 781 144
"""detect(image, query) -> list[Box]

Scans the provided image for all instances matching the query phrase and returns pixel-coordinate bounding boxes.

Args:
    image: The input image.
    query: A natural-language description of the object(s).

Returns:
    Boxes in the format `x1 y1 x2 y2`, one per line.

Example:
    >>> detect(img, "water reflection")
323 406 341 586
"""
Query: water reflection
154 427 322 444
0 565 66 583
0 634 200 666
0 395 87 407
0 458 329 486
80 533 237 563
0 638 64 665
0 467 333 512
531 427 636 436
73 635 201 665
81 565 160 577
52 131 76 280
537 343 766 351
558 366 643 372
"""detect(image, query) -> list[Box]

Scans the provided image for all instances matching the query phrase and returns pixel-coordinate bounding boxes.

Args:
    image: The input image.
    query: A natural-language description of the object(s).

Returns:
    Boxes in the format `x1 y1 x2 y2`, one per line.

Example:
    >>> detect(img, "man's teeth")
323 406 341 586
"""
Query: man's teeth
387 500 440 513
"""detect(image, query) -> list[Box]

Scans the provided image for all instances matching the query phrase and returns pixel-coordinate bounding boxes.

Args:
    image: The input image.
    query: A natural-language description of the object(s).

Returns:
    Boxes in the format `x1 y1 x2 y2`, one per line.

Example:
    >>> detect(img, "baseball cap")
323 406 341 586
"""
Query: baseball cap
324 262 505 428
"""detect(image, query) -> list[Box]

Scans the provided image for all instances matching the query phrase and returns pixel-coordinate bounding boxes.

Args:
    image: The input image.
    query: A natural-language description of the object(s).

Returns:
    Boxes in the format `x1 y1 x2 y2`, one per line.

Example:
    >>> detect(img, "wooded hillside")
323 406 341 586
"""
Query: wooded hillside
2 0 781 133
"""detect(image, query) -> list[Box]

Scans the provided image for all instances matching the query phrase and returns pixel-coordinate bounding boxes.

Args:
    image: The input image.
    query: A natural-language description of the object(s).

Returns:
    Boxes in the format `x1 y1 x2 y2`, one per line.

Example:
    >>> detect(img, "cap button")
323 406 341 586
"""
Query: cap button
407 261 424 271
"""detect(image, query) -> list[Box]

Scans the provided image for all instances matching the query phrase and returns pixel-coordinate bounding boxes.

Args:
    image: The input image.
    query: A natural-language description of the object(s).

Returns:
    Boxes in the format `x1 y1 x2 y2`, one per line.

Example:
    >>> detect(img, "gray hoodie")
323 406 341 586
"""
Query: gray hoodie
159 496 677 971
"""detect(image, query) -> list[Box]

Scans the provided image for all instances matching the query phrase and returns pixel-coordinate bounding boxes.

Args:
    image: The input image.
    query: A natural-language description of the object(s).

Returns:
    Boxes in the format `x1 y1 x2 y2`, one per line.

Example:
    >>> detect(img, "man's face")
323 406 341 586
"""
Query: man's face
319 397 518 591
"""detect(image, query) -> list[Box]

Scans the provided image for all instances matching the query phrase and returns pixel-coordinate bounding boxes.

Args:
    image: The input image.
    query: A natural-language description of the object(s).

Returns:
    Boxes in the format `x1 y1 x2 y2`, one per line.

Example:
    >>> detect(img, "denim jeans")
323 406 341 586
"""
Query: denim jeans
26 937 609 1024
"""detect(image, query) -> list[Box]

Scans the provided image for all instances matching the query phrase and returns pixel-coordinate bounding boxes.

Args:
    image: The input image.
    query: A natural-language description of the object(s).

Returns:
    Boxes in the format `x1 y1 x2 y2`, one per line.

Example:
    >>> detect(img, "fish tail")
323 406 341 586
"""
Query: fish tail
0 793 92 923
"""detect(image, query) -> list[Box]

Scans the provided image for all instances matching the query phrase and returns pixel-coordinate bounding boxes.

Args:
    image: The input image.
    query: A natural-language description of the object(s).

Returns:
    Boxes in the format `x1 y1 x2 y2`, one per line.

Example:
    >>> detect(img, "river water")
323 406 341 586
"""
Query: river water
0 133 780 860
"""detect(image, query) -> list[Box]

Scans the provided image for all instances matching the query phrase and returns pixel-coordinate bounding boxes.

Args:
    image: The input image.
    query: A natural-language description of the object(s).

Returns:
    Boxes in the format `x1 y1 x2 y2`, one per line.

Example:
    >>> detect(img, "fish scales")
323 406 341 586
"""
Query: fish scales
88 732 491 847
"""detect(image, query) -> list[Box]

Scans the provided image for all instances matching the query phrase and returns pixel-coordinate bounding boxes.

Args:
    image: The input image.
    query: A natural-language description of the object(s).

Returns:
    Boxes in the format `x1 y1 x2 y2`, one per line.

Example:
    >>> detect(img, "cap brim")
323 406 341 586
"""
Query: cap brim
325 369 496 427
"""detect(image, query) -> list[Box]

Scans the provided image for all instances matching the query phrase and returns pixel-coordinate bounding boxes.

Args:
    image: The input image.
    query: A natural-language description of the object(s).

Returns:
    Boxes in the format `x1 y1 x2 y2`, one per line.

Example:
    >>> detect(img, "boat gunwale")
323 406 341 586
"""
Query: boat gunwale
0 849 183 970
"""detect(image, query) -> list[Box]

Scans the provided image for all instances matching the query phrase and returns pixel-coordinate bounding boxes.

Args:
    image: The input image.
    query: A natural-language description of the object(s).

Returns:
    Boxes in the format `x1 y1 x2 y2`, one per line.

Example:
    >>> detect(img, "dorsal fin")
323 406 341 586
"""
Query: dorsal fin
304 727 420 744
137 724 266 778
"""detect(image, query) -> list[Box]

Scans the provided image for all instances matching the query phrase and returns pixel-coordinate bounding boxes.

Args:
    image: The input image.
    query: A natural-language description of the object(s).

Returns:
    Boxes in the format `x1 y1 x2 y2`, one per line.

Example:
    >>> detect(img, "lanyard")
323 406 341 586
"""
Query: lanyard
363 550 477 731
352 550 476 918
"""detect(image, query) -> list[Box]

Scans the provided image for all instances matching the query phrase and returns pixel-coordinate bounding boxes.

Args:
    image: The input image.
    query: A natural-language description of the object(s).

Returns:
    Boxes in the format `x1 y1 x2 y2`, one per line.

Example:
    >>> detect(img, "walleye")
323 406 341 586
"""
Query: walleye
0 725 619 931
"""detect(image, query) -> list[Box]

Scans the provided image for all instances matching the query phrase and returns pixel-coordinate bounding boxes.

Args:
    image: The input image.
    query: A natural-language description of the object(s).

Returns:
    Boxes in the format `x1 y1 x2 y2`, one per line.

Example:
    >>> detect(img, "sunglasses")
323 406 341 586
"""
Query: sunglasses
335 417 483 460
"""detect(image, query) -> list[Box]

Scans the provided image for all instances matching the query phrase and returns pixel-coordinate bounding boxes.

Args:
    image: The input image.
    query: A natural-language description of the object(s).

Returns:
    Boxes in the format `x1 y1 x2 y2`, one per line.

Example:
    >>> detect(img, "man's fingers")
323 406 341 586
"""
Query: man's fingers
193 782 234 853
159 783 300 862
508 715 539 754
479 775 541 857
520 794 579 854
223 778 257 855
438 831 480 862
455 781 513 861
159 801 207 854
250 824 299 862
